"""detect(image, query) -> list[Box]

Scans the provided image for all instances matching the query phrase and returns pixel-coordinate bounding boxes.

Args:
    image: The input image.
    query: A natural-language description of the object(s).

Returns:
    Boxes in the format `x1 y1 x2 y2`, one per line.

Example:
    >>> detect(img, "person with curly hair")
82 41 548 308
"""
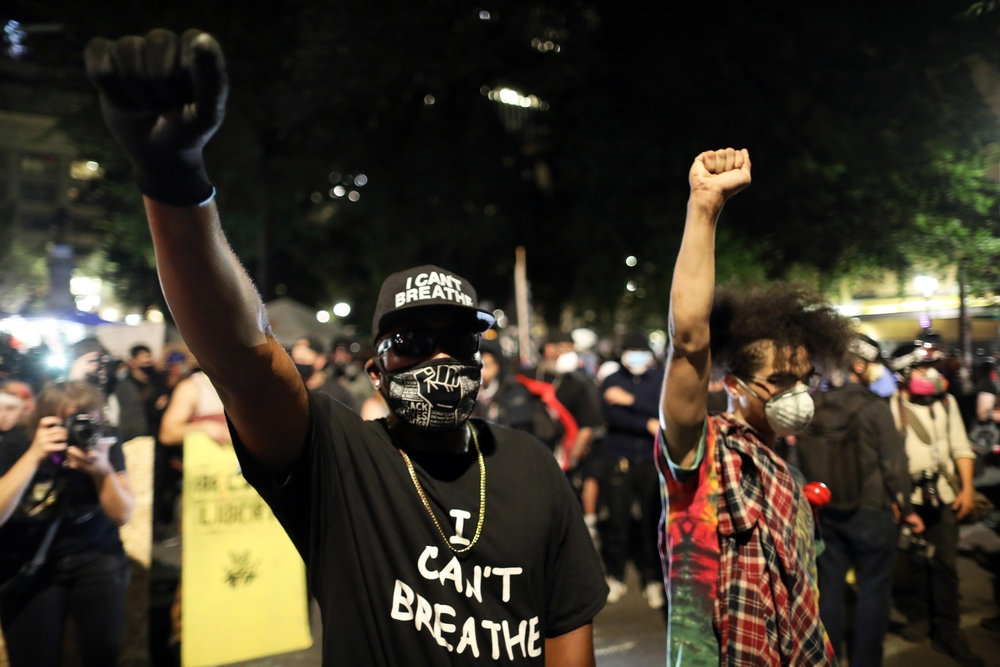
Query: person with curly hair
658 148 852 666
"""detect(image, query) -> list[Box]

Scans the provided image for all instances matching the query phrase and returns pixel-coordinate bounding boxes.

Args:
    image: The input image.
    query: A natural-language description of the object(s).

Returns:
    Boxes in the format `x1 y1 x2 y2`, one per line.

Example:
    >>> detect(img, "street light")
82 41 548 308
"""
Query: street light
914 275 938 298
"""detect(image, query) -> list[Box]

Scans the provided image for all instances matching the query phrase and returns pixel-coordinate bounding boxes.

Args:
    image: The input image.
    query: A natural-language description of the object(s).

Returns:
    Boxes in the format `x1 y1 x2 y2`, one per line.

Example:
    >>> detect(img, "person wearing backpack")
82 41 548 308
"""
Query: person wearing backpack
797 333 923 666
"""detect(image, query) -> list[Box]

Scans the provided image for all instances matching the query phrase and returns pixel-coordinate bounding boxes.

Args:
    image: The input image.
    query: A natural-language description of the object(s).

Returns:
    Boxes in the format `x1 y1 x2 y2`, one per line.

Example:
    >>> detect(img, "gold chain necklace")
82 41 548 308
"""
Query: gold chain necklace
398 424 485 554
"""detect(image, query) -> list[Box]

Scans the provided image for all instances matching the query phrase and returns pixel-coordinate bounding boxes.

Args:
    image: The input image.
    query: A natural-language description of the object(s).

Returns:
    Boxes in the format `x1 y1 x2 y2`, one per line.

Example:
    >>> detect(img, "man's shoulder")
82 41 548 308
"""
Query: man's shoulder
309 389 385 442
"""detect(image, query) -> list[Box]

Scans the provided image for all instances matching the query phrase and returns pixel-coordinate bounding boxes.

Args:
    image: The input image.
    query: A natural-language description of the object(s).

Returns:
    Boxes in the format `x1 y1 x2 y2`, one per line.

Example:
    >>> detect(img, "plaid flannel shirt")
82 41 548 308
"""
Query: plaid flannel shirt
658 414 837 666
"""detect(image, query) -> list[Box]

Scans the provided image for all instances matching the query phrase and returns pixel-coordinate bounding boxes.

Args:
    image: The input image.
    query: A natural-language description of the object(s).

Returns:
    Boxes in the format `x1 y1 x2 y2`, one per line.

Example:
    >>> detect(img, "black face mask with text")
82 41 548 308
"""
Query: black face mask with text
381 358 481 432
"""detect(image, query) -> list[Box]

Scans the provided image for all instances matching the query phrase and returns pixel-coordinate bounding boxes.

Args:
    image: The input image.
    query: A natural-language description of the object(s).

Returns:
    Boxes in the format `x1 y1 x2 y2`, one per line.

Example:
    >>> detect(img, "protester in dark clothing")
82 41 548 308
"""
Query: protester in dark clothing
115 345 171 532
0 381 133 667
131 345 170 432
528 332 604 466
329 337 374 408
113 373 147 444
599 332 665 609
114 345 169 441
797 333 922 666
85 29 606 664
291 337 358 412
473 338 535 433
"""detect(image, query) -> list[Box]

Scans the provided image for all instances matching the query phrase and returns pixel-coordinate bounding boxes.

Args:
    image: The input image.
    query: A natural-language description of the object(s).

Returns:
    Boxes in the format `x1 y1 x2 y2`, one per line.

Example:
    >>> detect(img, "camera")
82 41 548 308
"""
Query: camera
914 469 941 511
63 414 103 450
898 523 936 560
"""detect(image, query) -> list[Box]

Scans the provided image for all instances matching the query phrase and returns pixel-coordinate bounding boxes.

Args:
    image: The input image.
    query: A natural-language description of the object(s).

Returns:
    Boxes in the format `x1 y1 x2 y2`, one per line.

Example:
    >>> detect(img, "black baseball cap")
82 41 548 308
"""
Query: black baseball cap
371 265 495 341
621 331 651 352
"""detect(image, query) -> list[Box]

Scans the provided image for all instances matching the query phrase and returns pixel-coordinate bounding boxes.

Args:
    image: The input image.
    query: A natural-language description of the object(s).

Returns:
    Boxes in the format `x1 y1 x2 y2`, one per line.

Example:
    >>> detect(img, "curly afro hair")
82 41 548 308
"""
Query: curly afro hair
709 284 853 379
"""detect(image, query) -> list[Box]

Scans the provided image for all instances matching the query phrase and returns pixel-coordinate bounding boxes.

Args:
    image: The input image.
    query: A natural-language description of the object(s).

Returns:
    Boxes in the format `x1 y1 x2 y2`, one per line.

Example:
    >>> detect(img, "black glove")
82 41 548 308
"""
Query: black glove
85 29 227 207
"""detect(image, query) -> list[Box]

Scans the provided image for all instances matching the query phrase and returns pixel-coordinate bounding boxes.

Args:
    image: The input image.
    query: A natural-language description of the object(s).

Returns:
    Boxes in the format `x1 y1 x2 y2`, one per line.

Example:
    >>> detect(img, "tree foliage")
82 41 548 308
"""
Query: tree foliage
9 0 1000 334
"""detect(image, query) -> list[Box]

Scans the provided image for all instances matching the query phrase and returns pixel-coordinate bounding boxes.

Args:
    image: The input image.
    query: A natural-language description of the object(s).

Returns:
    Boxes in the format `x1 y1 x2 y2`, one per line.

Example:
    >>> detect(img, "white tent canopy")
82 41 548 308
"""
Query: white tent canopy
265 298 341 349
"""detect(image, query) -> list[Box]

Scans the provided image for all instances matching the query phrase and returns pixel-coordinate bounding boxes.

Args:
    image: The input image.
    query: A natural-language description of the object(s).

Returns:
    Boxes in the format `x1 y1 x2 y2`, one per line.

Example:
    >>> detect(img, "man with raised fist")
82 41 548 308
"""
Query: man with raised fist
85 29 605 666
657 148 849 665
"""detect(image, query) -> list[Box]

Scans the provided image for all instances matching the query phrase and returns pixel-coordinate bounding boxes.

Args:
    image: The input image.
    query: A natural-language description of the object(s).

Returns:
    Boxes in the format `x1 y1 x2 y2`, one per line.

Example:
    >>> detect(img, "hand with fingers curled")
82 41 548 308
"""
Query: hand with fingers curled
65 441 116 479
688 147 752 211
85 29 228 207
28 416 68 465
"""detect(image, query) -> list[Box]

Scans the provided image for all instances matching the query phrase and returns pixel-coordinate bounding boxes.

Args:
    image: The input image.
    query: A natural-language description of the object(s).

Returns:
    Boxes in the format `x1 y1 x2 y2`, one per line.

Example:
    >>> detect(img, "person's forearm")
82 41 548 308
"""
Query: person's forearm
662 197 721 464
145 198 271 390
96 472 134 526
977 392 995 422
670 199 720 356
573 427 594 451
956 457 975 494
0 453 40 527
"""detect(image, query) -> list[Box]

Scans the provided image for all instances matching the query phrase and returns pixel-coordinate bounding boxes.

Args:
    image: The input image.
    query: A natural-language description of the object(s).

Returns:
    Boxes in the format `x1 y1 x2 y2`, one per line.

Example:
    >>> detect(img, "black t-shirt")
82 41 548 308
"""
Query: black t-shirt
0 425 126 559
232 391 607 666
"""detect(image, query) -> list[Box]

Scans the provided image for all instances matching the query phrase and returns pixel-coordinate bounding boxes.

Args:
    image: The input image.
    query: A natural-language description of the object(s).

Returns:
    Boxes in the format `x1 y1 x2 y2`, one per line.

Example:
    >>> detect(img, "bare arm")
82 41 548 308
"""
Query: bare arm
661 149 751 467
97 472 135 527
977 391 995 422
570 427 594 463
0 456 38 527
545 623 594 667
147 202 306 470
0 418 67 527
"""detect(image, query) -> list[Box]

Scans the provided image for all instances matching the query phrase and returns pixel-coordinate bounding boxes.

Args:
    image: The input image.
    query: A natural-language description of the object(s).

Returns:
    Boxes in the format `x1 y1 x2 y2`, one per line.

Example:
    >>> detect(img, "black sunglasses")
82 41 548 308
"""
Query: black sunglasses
377 329 481 360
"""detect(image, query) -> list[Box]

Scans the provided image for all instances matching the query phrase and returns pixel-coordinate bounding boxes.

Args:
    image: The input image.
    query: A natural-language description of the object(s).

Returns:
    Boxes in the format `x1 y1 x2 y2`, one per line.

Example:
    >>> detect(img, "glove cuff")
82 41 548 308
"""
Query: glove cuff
135 153 214 208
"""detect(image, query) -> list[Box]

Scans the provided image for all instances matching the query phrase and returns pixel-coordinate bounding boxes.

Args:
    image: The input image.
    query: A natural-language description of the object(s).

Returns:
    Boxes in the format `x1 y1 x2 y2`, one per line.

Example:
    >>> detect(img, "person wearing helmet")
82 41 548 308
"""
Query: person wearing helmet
889 342 982 666
797 333 922 666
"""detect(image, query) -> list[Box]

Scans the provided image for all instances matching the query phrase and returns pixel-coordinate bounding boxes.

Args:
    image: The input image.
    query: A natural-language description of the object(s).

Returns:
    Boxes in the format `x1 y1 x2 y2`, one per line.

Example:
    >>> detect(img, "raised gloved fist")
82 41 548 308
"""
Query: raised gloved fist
84 29 228 207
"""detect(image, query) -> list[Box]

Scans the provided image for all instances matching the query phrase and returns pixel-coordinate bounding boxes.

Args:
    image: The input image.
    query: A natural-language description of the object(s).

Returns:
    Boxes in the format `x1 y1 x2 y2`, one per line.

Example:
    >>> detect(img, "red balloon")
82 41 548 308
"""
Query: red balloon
804 481 831 508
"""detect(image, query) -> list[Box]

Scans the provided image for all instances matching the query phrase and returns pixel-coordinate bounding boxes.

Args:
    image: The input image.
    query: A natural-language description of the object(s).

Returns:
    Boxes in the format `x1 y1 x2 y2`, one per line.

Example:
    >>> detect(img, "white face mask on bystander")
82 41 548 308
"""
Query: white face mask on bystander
555 351 580 374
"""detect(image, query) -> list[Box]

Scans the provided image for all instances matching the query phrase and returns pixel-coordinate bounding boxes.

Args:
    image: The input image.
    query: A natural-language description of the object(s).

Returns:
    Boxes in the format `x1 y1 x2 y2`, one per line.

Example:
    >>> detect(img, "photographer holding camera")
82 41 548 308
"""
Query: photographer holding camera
889 343 983 667
0 381 133 667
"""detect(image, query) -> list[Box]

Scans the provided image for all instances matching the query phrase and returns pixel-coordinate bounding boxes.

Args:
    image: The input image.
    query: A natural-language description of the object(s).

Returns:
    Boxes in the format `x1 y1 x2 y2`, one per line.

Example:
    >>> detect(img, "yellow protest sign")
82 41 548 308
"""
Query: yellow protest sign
182 432 312 667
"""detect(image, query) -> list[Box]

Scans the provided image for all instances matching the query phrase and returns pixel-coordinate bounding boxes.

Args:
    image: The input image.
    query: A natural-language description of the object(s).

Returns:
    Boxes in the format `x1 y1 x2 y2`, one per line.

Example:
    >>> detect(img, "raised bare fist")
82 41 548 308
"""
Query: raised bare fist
688 148 751 208
85 29 228 207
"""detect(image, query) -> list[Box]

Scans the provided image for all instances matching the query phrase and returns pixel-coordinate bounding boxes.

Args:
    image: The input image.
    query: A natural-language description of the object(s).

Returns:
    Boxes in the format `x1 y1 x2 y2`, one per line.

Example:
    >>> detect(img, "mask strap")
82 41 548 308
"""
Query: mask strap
733 376 764 402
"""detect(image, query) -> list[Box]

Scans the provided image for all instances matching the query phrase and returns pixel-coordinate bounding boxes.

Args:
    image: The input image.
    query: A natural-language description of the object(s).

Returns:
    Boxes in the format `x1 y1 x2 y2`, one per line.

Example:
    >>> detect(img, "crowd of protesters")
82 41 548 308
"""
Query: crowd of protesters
5 303 1000 665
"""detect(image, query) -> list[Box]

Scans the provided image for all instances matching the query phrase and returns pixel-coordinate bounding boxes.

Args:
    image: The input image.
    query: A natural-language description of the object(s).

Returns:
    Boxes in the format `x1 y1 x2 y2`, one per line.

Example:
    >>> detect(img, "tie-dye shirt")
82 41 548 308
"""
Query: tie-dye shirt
658 414 835 667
